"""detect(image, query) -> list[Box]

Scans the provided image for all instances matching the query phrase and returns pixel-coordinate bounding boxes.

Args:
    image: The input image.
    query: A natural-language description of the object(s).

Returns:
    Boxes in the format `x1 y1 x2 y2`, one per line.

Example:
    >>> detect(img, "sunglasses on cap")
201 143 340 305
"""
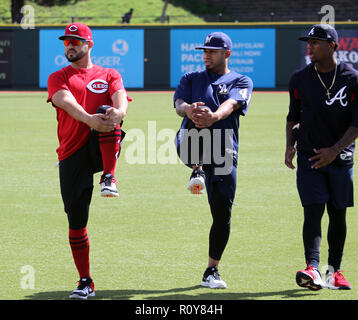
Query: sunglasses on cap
63 39 87 46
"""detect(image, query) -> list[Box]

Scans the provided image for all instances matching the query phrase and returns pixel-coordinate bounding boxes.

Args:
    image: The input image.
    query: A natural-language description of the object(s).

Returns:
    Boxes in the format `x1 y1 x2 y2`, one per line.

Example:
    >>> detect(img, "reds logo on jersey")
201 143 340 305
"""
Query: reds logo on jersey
86 79 109 93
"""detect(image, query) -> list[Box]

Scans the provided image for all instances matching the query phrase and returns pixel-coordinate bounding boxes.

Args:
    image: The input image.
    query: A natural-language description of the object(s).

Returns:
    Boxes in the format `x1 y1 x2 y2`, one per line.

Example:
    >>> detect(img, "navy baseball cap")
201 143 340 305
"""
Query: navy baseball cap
195 32 232 51
299 24 338 43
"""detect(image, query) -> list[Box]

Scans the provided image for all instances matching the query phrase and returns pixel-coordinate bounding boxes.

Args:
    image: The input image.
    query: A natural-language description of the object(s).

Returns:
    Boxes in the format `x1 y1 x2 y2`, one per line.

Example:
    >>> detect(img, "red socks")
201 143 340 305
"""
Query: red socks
68 127 122 279
98 124 122 176
69 227 90 279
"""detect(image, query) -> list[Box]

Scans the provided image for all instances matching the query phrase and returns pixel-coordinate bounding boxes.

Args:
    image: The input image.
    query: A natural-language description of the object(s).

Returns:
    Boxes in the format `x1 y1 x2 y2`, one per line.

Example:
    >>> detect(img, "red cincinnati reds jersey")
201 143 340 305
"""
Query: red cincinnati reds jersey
47 64 130 161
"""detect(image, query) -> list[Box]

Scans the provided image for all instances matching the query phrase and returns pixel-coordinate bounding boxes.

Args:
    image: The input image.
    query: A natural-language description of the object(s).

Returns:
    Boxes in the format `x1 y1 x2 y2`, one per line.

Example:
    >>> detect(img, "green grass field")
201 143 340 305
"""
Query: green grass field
1 91 358 301
0 0 207 24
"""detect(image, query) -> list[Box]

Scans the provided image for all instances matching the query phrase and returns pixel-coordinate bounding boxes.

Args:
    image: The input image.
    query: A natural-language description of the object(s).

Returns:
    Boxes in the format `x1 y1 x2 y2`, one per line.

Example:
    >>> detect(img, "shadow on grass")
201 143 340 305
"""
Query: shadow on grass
24 286 317 300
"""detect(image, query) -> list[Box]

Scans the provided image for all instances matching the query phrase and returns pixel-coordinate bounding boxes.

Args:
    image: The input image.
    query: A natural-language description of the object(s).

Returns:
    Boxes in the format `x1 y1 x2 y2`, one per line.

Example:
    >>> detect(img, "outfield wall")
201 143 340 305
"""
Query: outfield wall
1 23 358 90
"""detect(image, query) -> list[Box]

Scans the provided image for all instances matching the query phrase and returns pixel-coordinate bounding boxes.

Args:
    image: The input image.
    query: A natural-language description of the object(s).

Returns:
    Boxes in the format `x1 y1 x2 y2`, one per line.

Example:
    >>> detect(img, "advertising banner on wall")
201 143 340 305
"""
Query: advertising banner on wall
39 29 144 88
300 29 358 69
0 31 13 87
170 28 275 88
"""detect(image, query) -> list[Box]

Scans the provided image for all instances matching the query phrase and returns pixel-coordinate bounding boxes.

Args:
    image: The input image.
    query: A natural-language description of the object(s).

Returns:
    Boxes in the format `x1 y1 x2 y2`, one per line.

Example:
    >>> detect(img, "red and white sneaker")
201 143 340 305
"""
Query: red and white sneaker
188 168 205 194
69 278 95 299
100 173 119 197
325 270 351 290
296 264 325 290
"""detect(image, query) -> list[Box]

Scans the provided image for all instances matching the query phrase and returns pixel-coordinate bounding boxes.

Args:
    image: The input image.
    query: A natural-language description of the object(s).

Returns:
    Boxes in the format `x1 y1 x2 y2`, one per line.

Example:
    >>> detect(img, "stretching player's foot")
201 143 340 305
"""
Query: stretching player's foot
296 264 325 290
188 168 205 194
69 278 95 299
100 173 119 197
325 270 351 290
201 266 227 289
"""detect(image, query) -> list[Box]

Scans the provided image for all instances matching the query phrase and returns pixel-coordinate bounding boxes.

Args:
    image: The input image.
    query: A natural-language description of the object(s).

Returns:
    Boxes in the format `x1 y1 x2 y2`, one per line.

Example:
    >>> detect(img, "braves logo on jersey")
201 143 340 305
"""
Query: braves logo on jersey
325 86 348 107
86 79 109 94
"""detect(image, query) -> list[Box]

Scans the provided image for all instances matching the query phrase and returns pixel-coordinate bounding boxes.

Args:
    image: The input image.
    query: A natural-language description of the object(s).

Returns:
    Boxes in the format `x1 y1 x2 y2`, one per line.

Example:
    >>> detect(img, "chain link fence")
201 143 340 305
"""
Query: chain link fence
0 13 233 25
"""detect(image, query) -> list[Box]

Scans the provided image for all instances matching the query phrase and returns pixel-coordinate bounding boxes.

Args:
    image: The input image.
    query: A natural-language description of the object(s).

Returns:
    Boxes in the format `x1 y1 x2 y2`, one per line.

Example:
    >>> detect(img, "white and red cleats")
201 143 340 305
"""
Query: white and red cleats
296 264 325 290
69 278 95 299
100 173 119 197
325 270 351 290
188 168 205 194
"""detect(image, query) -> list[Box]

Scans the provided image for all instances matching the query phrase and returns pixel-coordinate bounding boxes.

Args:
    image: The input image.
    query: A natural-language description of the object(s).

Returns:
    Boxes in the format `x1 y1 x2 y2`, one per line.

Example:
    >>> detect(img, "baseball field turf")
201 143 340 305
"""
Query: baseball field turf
1 91 358 300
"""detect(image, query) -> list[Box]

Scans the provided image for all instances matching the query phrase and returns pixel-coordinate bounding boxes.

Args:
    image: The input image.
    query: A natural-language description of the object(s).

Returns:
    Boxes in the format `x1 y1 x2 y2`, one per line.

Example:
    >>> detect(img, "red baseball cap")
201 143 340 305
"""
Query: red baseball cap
59 22 93 41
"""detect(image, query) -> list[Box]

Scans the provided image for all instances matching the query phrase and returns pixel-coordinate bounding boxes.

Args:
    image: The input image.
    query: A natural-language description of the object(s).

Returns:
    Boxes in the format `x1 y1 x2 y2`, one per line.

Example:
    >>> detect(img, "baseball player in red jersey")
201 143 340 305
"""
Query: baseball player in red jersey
47 22 131 299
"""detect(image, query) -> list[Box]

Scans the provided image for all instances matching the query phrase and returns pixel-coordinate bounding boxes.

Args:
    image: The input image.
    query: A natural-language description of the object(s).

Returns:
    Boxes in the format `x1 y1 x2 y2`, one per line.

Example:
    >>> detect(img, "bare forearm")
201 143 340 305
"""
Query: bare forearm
52 90 91 125
286 121 299 147
111 89 128 120
175 98 239 128
285 121 299 169
331 126 358 154
175 99 190 117
309 126 358 169
214 98 239 121
51 89 115 132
